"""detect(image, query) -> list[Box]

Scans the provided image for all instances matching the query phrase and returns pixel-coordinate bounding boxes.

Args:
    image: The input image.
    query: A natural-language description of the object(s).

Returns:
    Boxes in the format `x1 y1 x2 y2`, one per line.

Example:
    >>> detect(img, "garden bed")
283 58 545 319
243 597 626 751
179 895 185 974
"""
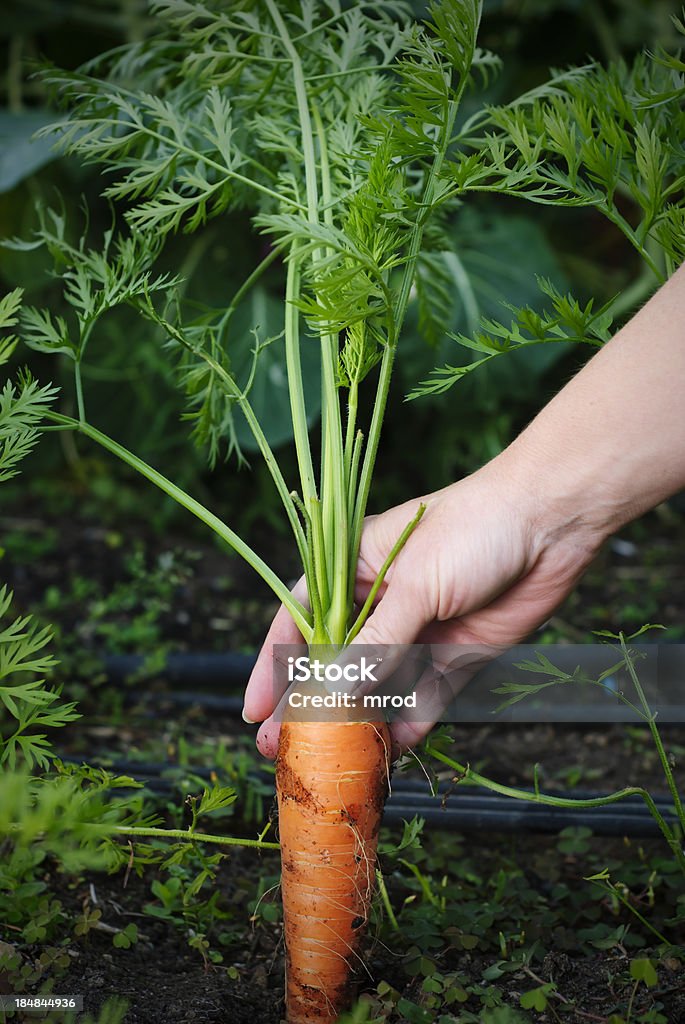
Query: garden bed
1 495 684 1023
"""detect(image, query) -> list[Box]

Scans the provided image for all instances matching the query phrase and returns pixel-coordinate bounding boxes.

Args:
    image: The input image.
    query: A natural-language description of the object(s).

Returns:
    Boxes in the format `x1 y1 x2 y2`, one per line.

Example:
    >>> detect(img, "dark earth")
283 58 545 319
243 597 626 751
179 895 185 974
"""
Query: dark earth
1 492 685 1023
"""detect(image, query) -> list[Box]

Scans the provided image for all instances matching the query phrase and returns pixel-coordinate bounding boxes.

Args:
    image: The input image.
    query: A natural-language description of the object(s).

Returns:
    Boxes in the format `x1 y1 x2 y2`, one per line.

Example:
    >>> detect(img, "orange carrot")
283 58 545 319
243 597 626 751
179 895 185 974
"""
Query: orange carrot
276 716 391 1023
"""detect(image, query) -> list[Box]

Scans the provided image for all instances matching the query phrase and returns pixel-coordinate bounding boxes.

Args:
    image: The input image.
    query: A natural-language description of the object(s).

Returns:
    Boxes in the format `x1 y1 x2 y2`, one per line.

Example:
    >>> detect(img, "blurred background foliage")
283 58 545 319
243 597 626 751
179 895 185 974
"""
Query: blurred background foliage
1 0 683 531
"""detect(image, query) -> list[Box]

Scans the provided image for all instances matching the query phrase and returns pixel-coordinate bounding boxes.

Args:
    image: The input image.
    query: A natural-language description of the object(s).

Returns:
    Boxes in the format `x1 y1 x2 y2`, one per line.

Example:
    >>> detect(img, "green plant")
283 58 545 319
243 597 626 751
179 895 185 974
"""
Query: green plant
425 629 685 963
68 998 129 1024
3 1 685 1019
33 545 198 689
0 585 80 770
492 628 685 856
0 260 281 992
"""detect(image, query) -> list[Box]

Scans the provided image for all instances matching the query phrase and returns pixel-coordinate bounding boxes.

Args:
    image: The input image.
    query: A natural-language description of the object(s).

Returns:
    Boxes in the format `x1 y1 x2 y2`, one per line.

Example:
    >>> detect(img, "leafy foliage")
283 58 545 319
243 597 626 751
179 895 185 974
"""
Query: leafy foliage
413 50 685 395
0 763 144 867
452 58 685 229
21 3 685 428
0 288 58 482
411 277 614 397
640 11 685 106
1 4 684 1017
0 587 80 770
0 287 22 361
32 0 477 393
1 0 482 639
0 372 57 483
4 209 177 362
0 289 77 769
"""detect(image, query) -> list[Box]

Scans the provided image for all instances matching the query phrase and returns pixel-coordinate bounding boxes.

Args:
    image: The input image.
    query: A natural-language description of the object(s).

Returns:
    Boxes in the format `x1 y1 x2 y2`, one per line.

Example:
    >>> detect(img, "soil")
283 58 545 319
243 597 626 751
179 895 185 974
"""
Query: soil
1 495 685 1023
45 914 685 1024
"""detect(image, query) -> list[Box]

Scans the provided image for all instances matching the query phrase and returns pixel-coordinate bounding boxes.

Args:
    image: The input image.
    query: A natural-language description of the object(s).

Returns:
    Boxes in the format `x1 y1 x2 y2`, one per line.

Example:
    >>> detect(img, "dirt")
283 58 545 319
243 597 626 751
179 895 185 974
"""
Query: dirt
2 498 685 1022
18 867 286 1024
63 941 280 1024
13 839 683 1024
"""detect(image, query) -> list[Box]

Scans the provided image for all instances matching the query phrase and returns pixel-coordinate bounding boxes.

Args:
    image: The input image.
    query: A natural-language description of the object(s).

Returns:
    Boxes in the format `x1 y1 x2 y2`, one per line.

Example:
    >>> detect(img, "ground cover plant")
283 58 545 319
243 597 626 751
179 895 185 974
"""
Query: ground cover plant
2 0 685 1021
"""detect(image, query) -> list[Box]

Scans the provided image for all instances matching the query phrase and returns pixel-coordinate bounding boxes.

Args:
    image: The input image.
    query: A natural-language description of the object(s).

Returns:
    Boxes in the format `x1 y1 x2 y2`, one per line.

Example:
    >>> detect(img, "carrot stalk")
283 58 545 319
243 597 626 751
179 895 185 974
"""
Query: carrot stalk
276 716 391 1022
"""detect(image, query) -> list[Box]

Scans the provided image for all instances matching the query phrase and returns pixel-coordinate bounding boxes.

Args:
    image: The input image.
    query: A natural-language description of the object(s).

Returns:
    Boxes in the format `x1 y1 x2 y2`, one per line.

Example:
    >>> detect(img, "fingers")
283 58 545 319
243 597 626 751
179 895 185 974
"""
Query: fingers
255 714 281 759
352 571 429 649
387 637 498 753
390 717 434 752
243 576 308 725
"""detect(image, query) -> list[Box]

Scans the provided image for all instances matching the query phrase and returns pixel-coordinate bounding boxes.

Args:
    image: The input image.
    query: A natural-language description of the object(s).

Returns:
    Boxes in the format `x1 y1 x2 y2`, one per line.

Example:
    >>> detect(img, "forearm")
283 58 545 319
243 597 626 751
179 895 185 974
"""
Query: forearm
500 263 685 546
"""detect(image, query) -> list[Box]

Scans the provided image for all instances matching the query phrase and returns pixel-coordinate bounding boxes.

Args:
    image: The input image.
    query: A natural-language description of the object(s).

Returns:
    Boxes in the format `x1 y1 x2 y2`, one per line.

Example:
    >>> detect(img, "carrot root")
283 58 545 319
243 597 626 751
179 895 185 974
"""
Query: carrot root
276 717 391 1023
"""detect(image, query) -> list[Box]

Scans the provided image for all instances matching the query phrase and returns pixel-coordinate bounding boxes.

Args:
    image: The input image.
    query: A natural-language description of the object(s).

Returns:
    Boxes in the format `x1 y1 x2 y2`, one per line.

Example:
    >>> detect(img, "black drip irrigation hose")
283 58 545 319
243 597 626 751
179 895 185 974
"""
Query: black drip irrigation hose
88 653 682 836
104 652 257 688
62 754 678 839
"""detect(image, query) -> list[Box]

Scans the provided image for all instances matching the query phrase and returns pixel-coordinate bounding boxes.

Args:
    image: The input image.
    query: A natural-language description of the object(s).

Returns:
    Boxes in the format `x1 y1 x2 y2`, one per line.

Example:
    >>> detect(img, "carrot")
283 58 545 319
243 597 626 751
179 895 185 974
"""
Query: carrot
276 716 391 1023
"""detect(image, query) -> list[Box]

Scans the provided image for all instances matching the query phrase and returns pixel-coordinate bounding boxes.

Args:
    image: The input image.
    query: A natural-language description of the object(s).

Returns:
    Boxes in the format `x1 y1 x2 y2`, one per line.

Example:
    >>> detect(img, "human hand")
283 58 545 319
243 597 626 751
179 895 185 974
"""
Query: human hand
243 448 604 758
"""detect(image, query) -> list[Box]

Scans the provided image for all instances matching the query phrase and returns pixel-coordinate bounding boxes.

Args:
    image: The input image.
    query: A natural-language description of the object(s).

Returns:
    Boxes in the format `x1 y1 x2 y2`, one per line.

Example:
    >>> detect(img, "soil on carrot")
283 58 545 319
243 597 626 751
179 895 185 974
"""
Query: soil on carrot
1 492 685 1022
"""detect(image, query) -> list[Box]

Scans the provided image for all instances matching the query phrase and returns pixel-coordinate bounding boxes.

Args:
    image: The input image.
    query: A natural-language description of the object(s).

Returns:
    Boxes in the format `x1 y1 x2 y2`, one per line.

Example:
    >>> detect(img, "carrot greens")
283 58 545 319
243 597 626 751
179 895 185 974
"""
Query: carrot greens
5 0 683 644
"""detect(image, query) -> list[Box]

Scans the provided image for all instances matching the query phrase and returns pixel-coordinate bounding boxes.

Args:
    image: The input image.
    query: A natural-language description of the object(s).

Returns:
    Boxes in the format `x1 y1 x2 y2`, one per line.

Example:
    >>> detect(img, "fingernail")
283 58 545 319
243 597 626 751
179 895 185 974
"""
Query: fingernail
242 708 256 724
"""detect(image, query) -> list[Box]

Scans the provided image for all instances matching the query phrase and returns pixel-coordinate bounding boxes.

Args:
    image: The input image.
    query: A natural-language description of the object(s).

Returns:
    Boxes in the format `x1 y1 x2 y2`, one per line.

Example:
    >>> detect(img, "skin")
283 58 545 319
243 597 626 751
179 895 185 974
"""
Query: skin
244 262 685 757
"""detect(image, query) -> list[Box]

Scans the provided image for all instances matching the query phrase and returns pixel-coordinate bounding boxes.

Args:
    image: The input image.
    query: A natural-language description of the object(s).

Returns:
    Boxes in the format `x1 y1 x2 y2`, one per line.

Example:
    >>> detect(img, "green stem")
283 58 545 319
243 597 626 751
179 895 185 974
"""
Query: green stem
399 858 440 907
267 2 347 639
265 0 319 222
219 51 287 66
218 243 284 335
620 635 685 836
347 430 363 529
290 487 319 614
350 345 394 568
304 503 327 639
115 825 279 850
426 743 685 874
305 64 395 83
441 185 664 282
310 496 330 615
141 305 310 576
346 430 364 611
375 869 399 931
602 206 665 283
291 490 324 637
320 417 335 613
45 410 313 640
74 362 86 423
284 249 318 509
313 104 347 643
344 380 359 484
291 8 349 41
591 880 670 947
351 84 467 569
346 504 426 644
625 979 640 1023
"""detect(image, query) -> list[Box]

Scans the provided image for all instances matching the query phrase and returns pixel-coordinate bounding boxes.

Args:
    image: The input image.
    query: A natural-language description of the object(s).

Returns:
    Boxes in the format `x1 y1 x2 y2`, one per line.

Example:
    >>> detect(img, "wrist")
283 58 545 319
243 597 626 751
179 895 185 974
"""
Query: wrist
489 430 611 566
